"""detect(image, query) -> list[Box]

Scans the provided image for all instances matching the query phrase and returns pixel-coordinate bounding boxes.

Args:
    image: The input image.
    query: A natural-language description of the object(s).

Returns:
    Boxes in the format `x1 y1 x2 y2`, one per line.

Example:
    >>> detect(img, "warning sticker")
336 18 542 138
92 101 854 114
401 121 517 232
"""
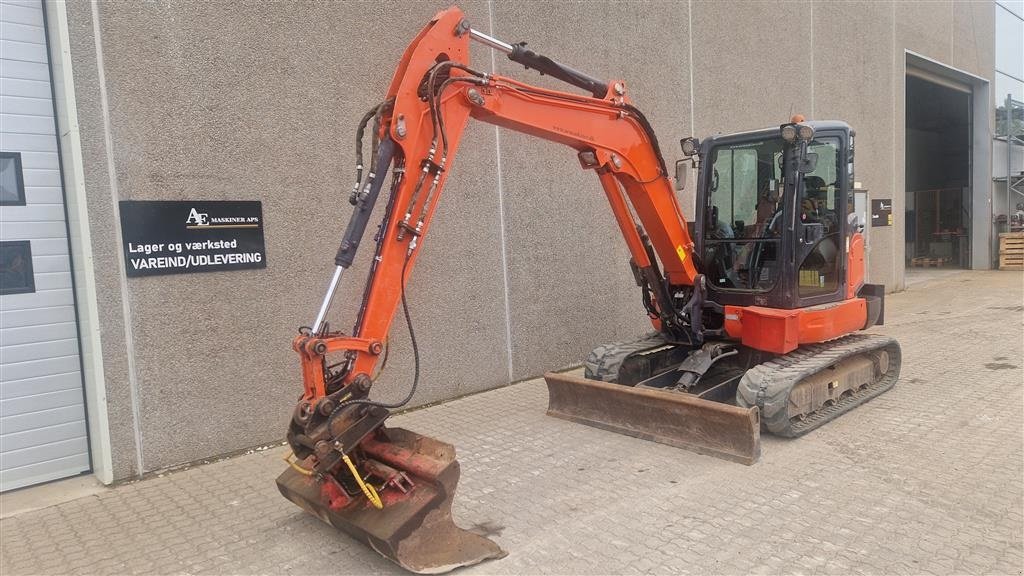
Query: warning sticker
676 245 687 263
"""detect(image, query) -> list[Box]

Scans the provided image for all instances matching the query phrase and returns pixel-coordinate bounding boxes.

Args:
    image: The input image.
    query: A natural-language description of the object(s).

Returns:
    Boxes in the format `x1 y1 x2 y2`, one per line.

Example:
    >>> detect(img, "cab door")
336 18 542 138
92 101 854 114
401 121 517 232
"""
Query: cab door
793 134 848 307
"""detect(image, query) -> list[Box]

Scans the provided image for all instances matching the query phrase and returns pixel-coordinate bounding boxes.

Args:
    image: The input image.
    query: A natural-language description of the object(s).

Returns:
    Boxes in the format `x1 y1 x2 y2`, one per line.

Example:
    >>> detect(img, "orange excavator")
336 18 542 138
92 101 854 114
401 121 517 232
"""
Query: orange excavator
276 6 901 573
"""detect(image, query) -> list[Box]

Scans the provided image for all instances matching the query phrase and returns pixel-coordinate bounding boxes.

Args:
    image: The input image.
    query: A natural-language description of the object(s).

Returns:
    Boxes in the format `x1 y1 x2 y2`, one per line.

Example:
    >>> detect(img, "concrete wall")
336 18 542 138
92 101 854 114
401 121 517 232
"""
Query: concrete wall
54 0 994 479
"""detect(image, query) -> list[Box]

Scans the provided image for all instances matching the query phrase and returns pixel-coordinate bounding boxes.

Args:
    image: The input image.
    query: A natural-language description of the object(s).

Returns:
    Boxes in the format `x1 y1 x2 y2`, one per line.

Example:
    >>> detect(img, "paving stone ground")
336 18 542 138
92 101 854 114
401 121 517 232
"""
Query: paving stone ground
1 270 1022 575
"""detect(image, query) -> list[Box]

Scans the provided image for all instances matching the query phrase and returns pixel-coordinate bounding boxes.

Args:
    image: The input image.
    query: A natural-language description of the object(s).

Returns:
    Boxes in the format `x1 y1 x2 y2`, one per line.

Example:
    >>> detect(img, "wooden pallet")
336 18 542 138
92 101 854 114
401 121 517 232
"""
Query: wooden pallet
910 257 951 268
999 232 1024 271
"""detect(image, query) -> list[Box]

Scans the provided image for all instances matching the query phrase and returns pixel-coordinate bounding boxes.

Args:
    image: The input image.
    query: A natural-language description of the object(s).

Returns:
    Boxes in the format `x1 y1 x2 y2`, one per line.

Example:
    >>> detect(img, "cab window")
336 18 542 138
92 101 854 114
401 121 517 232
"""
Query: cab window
797 137 843 297
704 139 785 291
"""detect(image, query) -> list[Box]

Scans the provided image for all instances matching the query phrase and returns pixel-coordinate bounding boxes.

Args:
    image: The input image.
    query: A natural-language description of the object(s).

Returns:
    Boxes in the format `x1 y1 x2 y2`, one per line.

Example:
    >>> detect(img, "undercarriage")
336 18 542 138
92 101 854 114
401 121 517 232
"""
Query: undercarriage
546 331 901 462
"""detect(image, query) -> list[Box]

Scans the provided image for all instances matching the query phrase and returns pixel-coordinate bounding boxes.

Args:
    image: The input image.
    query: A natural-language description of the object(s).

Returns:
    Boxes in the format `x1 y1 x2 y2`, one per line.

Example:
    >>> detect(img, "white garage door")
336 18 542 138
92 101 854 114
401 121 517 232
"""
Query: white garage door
0 0 89 491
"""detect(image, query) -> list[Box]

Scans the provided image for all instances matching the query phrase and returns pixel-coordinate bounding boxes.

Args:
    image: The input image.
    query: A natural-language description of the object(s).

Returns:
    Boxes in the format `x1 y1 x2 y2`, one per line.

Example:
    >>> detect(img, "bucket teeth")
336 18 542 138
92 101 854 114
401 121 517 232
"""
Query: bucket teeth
277 427 506 574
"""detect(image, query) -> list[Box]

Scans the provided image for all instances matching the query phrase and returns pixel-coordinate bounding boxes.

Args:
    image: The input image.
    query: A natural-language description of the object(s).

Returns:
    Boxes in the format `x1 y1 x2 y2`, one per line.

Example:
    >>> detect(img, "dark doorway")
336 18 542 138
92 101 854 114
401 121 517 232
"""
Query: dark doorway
905 74 972 269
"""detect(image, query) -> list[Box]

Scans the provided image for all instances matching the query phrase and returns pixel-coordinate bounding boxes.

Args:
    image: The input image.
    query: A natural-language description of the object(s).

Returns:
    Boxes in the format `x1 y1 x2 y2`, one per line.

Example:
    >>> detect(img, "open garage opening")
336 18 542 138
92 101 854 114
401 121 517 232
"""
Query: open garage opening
905 73 973 270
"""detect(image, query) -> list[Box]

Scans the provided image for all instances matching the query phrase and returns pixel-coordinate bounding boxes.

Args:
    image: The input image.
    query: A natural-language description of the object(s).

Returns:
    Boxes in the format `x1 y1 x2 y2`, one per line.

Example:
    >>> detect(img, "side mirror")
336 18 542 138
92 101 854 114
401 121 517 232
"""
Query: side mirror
674 159 688 191
798 151 818 174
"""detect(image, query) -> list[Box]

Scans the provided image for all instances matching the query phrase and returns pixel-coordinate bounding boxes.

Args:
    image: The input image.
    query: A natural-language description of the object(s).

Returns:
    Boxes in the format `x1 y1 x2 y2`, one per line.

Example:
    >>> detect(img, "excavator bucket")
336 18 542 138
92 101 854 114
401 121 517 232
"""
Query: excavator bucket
544 372 761 465
276 428 506 574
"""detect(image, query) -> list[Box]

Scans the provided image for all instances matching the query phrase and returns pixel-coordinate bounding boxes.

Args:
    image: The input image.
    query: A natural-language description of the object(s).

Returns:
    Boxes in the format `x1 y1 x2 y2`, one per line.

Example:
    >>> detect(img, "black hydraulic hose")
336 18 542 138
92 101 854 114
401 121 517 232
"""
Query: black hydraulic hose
327 252 419 425
429 63 486 159
619 103 668 177
366 111 381 189
350 104 381 204
415 71 487 224
398 62 453 233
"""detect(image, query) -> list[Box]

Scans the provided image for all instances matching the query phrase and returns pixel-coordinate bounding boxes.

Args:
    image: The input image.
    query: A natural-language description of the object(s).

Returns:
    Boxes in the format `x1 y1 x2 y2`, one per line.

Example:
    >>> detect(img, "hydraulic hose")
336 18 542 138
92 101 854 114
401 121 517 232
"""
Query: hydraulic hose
327 253 419 424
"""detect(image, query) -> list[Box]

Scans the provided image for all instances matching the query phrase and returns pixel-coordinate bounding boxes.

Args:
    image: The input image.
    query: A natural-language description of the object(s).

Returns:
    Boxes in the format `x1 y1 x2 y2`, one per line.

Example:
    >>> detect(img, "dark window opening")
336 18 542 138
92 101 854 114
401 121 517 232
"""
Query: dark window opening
0 152 26 206
798 137 843 297
0 241 36 295
905 75 972 268
704 138 785 292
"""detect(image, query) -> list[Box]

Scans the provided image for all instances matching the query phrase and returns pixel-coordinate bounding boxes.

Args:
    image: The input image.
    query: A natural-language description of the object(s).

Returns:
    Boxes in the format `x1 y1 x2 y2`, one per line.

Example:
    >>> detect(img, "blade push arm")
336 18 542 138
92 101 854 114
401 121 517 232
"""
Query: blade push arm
296 7 701 409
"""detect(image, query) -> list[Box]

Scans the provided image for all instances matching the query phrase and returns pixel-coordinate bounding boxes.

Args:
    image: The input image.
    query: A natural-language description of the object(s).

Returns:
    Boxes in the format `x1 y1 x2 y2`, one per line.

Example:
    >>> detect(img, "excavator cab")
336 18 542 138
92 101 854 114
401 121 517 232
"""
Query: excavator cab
694 122 857 311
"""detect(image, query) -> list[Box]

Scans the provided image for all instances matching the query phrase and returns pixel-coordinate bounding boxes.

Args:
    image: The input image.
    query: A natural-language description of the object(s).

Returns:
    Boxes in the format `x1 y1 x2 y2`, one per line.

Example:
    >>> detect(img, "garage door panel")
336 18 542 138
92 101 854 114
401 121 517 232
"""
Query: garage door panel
31 271 72 290
0 452 89 492
20 167 59 186
29 254 70 273
0 39 45 63
0 354 78 381
0 203 66 222
0 112 54 135
0 58 48 82
32 255 70 274
0 221 66 239
1 371 81 400
17 150 57 169
0 95 49 116
0 132 56 152
0 76 50 98
0 3 43 27
1 387 84 417
1 419 85 453
0 436 89 472
0 321 77 346
0 337 78 363
0 304 74 327
19 237 66 256
0 289 73 311
0 21 43 44
24 186 63 204
1 403 84 435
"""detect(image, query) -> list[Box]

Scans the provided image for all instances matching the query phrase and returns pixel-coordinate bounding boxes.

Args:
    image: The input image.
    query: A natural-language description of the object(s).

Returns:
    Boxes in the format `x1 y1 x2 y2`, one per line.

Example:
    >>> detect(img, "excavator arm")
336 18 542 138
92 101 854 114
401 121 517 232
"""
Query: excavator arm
279 7 715 573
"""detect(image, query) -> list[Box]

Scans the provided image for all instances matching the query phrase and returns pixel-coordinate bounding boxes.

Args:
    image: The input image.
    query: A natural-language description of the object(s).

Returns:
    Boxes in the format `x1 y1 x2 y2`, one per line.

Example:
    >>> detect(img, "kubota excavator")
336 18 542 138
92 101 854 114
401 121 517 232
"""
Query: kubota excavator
276 6 901 574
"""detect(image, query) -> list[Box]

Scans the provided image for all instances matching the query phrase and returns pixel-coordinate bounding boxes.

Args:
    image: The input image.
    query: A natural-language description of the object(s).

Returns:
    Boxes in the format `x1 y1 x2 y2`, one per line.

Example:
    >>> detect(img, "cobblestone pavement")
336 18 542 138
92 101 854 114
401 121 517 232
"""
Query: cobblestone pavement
2 270 1022 575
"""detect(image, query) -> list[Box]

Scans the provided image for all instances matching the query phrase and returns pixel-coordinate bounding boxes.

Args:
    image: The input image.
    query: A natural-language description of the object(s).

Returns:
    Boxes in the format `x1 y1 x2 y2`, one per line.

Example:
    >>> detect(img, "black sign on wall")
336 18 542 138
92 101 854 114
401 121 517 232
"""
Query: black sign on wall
871 198 893 227
119 201 266 277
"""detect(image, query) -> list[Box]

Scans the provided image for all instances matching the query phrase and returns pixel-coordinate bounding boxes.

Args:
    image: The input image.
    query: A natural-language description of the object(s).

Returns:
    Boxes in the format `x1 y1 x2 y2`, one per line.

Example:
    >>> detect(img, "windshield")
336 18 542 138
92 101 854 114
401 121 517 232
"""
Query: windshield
703 135 845 293
706 139 785 241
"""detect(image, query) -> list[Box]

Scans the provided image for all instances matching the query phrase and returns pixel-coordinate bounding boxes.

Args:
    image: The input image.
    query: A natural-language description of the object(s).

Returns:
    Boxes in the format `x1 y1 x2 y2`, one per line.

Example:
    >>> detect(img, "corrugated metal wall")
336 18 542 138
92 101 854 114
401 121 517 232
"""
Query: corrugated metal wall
0 0 89 491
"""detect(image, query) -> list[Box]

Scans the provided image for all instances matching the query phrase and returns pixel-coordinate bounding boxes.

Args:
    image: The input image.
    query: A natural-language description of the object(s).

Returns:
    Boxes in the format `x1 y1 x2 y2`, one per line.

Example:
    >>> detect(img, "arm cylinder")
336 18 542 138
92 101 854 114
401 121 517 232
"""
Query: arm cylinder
469 28 609 99
310 137 395 335
507 43 609 99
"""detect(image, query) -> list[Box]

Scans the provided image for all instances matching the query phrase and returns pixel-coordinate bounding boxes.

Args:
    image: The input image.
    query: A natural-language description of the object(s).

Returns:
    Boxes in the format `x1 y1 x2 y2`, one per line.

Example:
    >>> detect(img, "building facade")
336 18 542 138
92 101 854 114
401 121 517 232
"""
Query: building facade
0 0 1004 489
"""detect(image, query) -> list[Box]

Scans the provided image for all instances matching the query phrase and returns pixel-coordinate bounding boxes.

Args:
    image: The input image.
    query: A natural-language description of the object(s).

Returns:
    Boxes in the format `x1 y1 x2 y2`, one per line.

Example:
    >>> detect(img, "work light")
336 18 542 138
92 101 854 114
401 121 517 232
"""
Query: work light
680 137 699 157
780 124 797 142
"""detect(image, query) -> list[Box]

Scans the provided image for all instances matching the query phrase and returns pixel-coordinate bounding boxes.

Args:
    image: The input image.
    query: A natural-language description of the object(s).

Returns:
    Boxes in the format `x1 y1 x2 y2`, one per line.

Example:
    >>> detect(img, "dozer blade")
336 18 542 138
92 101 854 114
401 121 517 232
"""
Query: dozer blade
277 428 506 574
545 372 761 465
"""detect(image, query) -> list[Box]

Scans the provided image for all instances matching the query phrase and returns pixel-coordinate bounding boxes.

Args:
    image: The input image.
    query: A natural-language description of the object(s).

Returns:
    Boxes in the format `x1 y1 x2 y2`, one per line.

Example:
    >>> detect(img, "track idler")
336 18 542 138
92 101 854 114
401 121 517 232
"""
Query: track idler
276 427 505 574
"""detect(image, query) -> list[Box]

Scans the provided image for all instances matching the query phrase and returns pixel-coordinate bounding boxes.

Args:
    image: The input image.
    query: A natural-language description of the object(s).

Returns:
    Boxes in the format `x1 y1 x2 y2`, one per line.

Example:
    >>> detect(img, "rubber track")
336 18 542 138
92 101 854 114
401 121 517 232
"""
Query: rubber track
735 333 902 437
584 332 667 382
